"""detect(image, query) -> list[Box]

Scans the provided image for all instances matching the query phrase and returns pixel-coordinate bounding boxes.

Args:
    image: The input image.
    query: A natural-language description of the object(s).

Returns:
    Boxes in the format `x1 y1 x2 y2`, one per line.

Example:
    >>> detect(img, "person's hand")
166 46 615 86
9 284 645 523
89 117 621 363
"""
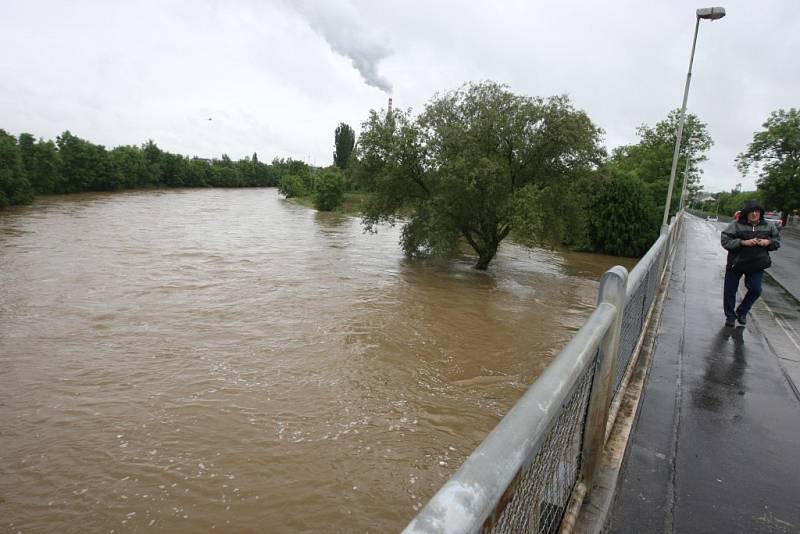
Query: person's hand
760 238 771 247
743 238 758 246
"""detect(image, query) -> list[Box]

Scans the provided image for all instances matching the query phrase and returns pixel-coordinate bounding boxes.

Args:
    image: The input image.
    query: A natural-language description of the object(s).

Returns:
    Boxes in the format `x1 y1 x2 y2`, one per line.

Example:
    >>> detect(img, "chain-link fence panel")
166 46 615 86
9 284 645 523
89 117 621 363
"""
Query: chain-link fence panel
614 274 647 394
484 358 597 534
613 223 676 397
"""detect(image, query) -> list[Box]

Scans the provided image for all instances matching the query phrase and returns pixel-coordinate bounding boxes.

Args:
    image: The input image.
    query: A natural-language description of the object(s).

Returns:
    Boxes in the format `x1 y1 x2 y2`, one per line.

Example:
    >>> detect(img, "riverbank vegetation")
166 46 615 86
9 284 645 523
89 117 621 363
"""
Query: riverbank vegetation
347 82 711 267
3 79 747 269
0 128 300 205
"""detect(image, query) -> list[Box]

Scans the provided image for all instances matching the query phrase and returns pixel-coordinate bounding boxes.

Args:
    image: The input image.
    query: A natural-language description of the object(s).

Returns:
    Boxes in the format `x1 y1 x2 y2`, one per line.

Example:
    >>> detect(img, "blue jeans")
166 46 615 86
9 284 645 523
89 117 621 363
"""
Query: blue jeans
723 268 764 319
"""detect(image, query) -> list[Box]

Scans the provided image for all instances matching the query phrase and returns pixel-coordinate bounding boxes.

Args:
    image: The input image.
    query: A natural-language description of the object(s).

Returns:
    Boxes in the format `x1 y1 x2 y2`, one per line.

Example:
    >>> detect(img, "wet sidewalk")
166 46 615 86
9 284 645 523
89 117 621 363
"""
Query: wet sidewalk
607 216 800 533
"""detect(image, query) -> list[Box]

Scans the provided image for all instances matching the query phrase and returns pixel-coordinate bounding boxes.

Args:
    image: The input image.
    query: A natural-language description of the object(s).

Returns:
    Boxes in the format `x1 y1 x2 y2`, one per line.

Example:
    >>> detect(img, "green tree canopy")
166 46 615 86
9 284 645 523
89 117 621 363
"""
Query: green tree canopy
714 189 761 218
0 129 34 206
56 131 114 192
606 110 712 236
17 132 62 194
108 145 149 189
0 127 286 208
313 169 345 211
586 174 658 257
278 174 309 198
333 123 356 170
357 81 605 269
736 108 800 215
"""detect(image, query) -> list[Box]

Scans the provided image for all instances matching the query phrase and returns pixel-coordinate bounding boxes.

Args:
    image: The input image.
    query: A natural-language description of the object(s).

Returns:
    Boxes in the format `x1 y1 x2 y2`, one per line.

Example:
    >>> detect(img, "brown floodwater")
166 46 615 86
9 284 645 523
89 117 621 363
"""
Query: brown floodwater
0 189 636 533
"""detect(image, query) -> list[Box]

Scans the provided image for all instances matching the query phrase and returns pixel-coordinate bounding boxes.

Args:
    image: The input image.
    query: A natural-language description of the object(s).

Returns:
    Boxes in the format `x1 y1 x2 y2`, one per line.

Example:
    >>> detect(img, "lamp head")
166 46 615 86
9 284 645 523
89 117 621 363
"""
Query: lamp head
696 7 726 20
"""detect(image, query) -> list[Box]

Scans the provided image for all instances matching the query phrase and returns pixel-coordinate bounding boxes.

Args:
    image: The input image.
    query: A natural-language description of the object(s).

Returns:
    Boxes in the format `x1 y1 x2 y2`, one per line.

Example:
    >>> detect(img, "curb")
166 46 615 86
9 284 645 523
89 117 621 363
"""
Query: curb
751 299 800 403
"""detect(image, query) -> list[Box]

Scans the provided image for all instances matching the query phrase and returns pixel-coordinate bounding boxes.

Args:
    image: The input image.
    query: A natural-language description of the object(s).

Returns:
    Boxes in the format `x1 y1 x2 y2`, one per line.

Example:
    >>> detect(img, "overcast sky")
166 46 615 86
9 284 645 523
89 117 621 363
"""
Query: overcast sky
1 0 797 192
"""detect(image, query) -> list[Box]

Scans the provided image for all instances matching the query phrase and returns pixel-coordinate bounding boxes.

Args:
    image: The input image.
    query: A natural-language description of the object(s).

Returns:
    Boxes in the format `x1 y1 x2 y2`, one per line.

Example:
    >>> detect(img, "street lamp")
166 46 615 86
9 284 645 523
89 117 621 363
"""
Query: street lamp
662 6 726 227
679 155 690 212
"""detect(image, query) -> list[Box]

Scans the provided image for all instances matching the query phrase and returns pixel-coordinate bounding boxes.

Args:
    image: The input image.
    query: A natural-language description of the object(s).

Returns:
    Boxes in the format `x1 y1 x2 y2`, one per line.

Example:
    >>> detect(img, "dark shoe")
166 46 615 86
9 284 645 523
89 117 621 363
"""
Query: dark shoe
725 318 736 327
737 313 747 325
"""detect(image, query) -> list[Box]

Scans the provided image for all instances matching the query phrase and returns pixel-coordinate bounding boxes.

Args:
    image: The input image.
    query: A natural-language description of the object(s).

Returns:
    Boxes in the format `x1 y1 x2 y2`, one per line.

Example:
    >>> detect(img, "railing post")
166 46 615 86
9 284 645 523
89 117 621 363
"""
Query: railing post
581 266 627 489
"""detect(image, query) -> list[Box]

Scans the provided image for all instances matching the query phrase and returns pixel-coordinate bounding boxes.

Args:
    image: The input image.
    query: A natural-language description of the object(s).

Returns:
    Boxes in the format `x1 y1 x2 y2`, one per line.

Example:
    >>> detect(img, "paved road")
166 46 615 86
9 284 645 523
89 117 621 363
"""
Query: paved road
752 223 800 402
703 218 800 301
608 215 800 533
757 276 800 399
766 224 800 301
694 218 800 395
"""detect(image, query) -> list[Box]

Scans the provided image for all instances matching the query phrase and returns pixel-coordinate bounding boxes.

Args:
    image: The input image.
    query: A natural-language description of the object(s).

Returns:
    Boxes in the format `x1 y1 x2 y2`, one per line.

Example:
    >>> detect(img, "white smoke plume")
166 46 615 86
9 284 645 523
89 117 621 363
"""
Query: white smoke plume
291 1 393 93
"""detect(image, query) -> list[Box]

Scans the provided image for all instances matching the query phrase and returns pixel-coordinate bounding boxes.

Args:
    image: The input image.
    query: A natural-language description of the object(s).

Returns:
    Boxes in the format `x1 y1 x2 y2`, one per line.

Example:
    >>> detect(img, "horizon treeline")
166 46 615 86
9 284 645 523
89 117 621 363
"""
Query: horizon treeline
0 128 311 207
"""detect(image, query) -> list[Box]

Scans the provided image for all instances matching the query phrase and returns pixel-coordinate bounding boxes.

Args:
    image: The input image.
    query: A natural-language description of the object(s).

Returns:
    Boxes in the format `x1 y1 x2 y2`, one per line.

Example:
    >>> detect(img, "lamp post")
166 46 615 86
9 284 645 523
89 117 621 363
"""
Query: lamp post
679 155 690 212
662 6 726 227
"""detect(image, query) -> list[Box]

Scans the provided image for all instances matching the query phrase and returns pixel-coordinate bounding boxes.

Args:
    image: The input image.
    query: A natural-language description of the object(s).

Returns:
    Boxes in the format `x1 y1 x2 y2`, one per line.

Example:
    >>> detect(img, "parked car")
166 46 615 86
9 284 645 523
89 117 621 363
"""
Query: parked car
706 215 718 222
764 211 783 227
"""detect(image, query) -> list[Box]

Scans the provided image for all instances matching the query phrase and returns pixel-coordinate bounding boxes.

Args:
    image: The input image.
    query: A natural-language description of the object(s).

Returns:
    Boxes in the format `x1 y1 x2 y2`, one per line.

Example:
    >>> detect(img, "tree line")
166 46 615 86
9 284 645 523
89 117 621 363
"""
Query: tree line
0 129 314 206
0 86 715 268
4 84 795 270
695 189 759 219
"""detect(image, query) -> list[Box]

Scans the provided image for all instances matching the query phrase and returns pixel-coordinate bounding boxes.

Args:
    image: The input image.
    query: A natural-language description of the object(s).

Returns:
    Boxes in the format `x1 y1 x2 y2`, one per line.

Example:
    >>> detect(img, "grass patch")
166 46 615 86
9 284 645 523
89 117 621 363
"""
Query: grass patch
339 192 370 214
282 191 372 216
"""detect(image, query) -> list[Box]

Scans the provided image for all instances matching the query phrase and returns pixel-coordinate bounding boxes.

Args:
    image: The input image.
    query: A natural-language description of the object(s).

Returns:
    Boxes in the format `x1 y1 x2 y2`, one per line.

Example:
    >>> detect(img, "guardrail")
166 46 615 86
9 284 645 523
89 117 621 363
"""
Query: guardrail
403 214 684 534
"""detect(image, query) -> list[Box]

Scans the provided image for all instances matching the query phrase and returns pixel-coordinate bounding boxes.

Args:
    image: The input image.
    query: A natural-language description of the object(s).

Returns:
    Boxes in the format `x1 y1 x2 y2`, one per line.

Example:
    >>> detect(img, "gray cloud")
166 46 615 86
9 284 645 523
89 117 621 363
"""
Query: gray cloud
2 0 798 193
292 0 393 93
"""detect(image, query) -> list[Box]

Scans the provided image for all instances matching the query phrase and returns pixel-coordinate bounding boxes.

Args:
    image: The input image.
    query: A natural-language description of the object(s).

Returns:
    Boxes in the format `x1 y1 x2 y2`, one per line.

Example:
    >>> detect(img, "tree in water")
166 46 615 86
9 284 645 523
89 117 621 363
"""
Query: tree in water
314 169 345 211
333 123 356 170
357 81 604 269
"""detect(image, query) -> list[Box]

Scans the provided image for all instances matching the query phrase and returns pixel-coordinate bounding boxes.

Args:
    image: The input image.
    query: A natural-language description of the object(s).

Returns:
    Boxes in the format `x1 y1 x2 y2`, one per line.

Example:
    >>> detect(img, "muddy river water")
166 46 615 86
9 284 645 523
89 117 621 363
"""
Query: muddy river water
0 189 635 532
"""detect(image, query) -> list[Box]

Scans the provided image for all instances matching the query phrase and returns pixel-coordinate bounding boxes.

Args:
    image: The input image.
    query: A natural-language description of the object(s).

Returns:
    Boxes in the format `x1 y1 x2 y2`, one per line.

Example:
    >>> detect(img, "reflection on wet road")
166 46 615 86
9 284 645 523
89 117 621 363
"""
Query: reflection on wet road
692 327 747 412
610 215 800 533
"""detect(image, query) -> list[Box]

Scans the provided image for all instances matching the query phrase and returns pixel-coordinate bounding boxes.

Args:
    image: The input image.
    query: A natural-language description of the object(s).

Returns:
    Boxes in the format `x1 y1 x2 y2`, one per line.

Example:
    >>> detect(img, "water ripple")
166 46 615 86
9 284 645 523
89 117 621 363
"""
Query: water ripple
0 188 635 532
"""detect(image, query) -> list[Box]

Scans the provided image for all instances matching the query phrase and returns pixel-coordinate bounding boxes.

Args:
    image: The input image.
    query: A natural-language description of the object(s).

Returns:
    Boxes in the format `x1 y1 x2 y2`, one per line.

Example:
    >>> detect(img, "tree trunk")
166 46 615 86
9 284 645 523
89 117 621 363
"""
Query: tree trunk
462 228 500 270
474 244 498 270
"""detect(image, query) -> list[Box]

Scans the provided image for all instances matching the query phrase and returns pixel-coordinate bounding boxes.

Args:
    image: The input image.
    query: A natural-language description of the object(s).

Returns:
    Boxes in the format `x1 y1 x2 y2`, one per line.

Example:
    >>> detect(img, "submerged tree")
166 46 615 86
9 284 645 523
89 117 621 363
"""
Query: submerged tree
737 108 800 215
357 81 605 269
313 169 346 211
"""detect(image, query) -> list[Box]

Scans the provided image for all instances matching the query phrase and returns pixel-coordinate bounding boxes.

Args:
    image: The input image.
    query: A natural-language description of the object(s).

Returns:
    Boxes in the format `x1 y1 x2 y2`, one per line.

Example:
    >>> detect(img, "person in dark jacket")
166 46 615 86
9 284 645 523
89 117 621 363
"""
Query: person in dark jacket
720 200 781 327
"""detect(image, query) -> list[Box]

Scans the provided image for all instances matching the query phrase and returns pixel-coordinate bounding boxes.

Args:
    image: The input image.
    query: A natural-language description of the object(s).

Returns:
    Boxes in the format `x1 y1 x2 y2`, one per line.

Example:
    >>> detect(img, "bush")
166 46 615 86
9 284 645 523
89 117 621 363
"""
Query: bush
278 174 309 198
586 175 658 257
313 170 345 211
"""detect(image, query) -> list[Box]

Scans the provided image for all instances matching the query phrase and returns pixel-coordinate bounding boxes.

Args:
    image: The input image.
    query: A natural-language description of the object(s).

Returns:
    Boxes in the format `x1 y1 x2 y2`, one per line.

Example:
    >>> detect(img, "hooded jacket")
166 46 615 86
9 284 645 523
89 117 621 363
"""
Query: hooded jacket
721 200 781 272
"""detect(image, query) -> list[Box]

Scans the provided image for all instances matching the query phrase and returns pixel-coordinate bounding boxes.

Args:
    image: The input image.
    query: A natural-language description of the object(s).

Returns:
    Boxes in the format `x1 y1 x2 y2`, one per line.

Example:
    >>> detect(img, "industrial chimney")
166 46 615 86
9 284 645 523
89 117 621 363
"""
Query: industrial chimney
387 97 392 116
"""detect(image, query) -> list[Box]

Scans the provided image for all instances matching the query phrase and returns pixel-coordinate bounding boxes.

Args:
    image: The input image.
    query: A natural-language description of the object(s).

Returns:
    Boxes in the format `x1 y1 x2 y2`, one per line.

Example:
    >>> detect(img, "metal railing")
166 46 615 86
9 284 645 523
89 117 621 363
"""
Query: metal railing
403 214 684 534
